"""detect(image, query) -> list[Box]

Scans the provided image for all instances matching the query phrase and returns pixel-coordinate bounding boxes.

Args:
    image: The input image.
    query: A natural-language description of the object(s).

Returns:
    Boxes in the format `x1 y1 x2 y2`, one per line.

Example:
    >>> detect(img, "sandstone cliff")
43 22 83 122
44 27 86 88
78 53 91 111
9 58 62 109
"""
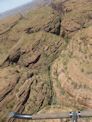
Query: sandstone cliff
0 0 92 122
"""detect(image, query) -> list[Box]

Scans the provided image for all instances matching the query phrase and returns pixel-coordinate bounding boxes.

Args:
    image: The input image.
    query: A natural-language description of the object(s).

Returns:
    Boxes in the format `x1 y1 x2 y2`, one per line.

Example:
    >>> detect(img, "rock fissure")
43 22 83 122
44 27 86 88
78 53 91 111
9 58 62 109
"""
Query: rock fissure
0 1 92 122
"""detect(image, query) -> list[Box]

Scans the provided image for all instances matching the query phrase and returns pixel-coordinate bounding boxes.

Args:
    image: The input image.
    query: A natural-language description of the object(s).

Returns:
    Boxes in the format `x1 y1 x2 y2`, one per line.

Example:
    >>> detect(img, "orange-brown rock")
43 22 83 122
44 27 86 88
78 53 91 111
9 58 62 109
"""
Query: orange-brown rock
0 0 92 122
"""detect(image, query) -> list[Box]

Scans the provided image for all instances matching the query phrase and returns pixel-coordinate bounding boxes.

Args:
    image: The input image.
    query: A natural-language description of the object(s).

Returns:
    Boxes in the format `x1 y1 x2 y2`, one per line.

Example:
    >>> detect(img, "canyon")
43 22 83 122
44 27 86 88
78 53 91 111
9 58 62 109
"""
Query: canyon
0 0 92 122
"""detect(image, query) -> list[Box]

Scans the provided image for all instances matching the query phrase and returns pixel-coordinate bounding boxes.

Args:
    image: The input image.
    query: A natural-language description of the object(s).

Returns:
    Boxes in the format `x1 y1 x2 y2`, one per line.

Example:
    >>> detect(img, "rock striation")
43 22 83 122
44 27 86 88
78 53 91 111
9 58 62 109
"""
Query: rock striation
0 0 92 122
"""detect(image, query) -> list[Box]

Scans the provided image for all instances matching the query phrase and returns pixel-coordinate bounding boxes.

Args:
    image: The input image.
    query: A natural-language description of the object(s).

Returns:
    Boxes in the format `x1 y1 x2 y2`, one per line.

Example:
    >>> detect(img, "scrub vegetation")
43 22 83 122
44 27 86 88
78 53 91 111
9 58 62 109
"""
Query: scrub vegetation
0 0 92 122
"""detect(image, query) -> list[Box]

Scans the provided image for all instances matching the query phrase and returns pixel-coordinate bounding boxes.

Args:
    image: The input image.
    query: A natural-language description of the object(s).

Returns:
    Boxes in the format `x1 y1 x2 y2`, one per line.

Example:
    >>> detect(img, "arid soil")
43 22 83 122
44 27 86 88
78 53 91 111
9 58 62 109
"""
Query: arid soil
0 0 92 122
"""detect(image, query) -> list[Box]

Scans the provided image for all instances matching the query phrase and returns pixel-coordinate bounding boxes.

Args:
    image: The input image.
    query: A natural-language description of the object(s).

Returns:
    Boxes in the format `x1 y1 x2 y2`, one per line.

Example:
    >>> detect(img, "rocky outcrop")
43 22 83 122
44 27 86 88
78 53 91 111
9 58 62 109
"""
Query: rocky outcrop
0 67 20 102
0 31 65 122
0 6 61 66
51 26 92 110
0 0 92 122
2 31 64 67
60 0 92 37
18 7 61 35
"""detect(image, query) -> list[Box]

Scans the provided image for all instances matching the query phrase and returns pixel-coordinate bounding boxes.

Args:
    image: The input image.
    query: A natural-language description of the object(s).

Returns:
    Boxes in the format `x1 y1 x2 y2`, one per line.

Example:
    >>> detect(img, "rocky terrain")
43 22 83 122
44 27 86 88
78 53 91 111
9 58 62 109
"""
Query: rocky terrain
0 0 92 122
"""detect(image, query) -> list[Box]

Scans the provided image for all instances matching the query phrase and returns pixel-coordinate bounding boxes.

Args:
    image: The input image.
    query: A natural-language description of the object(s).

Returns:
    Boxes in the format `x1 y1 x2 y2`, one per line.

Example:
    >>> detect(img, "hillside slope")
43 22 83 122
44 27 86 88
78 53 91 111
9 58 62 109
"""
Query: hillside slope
0 0 92 122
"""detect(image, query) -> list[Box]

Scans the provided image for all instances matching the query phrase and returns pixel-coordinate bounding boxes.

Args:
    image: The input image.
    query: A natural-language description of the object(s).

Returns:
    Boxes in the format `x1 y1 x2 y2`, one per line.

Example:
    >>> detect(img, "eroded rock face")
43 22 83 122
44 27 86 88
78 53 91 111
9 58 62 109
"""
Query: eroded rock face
0 31 65 122
0 68 20 107
10 6 61 35
0 6 61 65
2 31 64 67
51 26 92 110
60 0 92 37
0 0 92 122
